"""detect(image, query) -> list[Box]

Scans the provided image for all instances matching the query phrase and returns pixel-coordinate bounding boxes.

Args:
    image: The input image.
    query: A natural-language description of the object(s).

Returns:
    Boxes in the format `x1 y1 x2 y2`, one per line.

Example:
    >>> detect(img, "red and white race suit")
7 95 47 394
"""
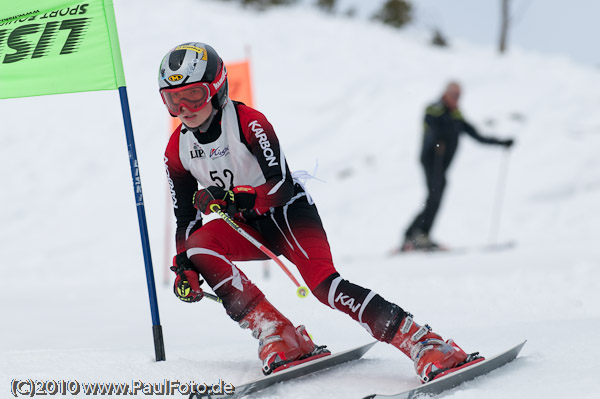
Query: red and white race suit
164 100 405 342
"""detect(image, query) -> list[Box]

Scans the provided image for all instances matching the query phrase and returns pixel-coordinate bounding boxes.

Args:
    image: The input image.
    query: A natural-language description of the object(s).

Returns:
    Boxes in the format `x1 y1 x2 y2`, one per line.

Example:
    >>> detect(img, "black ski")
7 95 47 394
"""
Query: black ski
190 341 377 399
363 340 526 399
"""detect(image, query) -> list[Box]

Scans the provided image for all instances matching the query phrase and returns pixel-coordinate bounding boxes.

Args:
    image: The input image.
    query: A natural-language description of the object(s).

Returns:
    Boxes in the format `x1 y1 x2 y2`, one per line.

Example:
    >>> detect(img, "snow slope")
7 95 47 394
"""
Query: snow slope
1 1 599 398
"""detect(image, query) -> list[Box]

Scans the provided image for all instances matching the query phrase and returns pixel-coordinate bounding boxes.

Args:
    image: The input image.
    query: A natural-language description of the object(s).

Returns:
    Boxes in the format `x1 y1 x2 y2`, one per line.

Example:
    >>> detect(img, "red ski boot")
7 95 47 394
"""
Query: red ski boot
239 298 328 375
391 314 482 382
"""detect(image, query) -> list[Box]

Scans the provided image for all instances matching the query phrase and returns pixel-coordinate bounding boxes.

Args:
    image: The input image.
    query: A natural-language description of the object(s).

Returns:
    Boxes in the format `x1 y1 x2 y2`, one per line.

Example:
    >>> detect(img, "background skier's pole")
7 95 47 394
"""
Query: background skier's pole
488 148 512 246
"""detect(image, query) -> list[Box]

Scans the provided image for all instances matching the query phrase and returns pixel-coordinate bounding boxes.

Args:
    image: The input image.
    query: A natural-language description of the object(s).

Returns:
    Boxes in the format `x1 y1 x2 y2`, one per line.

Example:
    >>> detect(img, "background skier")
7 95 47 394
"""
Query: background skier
402 81 514 251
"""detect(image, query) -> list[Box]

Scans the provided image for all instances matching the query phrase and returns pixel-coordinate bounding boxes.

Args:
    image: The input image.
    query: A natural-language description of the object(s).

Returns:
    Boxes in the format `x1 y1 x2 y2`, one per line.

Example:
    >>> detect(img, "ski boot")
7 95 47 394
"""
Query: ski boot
401 233 443 252
391 314 483 382
239 298 329 375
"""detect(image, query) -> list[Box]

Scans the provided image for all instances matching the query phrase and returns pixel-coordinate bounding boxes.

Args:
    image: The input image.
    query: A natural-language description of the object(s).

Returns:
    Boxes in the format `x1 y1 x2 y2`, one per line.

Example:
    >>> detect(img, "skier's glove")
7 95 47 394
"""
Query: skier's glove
230 185 257 214
171 252 204 303
193 185 256 216
193 186 234 215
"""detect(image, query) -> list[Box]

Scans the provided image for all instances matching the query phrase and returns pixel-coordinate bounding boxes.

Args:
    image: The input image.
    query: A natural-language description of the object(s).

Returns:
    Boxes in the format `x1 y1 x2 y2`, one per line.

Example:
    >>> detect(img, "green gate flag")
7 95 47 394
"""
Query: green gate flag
0 0 125 99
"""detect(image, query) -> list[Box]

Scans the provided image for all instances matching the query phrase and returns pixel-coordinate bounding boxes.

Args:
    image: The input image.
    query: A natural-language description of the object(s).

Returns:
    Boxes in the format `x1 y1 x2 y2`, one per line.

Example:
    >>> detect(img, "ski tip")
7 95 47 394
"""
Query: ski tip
362 341 378 352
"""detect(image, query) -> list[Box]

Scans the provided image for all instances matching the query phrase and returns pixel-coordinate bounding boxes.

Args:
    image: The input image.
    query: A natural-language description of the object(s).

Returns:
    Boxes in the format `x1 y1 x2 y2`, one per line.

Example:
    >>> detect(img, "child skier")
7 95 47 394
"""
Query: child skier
160 42 480 382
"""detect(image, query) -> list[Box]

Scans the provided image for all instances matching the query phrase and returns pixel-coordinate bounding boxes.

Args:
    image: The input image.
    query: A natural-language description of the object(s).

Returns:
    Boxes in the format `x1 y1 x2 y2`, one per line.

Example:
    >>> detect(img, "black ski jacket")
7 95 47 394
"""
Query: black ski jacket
421 100 502 171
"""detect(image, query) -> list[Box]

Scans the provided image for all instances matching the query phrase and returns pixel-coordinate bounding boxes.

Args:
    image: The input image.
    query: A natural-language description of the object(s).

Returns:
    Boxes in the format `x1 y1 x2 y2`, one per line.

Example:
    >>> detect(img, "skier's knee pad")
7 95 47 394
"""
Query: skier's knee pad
313 273 405 342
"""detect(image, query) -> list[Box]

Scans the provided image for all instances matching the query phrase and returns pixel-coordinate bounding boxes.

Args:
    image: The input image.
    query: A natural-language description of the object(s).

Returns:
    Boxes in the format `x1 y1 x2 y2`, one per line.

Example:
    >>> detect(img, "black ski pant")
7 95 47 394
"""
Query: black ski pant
405 155 447 238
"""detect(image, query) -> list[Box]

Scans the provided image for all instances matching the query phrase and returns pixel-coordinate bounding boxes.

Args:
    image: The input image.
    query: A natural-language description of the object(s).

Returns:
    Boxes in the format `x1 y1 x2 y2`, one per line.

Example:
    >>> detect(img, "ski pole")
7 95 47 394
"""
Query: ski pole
203 292 222 303
209 204 309 299
488 148 511 245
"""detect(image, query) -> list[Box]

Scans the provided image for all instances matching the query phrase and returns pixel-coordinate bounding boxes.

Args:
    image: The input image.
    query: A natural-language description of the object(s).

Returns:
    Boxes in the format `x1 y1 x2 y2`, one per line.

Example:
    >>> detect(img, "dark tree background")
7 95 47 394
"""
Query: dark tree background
371 0 413 29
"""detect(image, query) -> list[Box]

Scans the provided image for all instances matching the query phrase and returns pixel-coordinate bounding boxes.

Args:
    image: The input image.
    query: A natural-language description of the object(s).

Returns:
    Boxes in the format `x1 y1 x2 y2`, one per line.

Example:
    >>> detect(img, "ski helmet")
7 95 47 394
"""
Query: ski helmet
158 42 228 116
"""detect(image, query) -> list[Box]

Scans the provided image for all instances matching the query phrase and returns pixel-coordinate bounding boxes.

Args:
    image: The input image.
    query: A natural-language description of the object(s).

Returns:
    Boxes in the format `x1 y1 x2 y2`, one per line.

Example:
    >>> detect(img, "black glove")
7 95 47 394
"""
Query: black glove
230 185 257 213
170 252 204 303
498 138 514 148
193 185 256 216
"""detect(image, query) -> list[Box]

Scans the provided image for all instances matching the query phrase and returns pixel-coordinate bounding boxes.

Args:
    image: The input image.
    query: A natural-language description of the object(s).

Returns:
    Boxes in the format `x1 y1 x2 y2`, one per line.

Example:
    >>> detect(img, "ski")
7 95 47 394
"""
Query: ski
363 340 526 399
190 341 377 399
389 241 516 256
450 241 517 254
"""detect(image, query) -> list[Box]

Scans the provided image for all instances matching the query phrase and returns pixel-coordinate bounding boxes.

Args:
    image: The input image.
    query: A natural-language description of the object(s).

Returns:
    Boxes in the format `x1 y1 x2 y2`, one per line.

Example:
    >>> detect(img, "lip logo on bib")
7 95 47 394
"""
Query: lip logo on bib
190 142 206 159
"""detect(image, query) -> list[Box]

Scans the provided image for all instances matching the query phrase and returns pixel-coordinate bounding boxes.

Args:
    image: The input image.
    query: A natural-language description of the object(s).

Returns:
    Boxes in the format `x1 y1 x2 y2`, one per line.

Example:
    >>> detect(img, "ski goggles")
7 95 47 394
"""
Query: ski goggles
160 82 212 116
160 66 227 116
